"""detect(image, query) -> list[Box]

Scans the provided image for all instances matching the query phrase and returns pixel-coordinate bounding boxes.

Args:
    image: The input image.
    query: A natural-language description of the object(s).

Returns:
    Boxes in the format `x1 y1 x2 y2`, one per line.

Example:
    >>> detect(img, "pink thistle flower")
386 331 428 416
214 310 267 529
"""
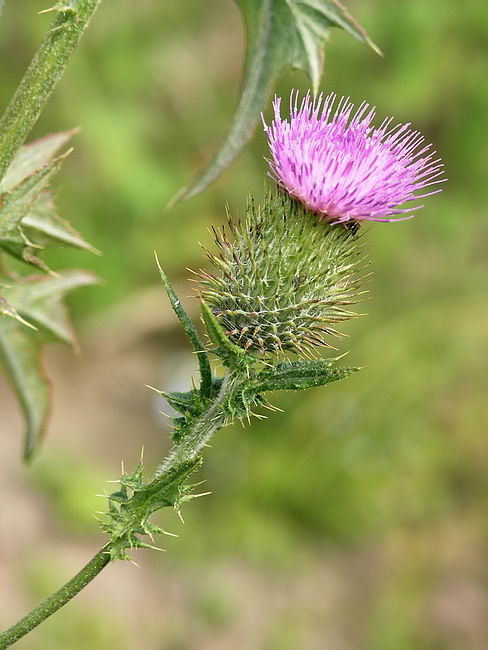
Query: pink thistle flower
262 91 445 223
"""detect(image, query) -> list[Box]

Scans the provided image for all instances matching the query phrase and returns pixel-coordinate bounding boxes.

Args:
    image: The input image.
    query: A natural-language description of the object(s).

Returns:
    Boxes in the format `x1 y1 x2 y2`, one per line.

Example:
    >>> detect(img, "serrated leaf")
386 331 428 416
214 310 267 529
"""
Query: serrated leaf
0 131 97 460
0 292 36 329
255 357 359 392
0 154 65 268
160 378 223 417
177 0 380 201
23 192 99 253
1 270 97 344
0 130 96 267
162 389 202 416
0 130 77 194
132 458 202 511
108 489 129 504
0 270 98 459
155 254 212 399
0 318 50 460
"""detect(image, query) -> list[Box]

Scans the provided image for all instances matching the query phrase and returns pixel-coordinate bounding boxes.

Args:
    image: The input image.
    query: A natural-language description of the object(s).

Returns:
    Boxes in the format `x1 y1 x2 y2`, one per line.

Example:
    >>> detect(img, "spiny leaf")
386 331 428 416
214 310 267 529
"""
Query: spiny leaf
0 130 77 194
0 130 96 268
102 458 204 558
0 270 97 459
23 192 98 254
0 154 65 268
161 388 203 417
155 253 212 399
119 462 144 491
201 300 252 368
0 293 36 329
133 458 202 511
0 318 50 461
176 0 380 201
151 377 223 417
255 357 360 392
1 270 97 344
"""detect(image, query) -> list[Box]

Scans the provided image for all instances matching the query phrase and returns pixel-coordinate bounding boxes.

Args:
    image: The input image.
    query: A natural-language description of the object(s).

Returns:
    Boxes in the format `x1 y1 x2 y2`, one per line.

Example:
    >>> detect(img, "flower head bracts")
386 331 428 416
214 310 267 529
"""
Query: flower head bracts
199 192 366 358
263 91 445 223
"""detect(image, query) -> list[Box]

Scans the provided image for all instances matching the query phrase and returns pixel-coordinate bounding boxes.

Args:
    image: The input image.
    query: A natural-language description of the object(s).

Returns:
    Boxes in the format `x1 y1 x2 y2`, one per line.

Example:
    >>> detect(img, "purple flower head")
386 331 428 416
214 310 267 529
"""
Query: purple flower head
262 91 445 223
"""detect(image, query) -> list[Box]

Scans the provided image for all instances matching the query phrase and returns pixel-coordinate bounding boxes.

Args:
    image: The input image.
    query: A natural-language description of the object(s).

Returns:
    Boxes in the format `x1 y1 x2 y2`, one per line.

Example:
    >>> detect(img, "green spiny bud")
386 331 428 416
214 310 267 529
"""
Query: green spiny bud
199 191 367 358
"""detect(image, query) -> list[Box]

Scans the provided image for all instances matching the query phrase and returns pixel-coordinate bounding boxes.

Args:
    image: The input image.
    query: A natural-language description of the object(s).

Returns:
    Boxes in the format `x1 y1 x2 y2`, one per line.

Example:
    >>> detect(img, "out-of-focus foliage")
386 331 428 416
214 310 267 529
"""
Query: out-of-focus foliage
0 1 101 462
177 0 380 200
0 131 93 268
0 270 96 458
0 0 487 648
0 132 97 459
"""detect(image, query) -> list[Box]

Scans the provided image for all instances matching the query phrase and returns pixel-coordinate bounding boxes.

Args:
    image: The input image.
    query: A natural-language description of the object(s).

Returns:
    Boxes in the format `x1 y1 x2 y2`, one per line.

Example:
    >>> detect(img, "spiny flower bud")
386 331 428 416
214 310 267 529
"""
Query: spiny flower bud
199 191 366 358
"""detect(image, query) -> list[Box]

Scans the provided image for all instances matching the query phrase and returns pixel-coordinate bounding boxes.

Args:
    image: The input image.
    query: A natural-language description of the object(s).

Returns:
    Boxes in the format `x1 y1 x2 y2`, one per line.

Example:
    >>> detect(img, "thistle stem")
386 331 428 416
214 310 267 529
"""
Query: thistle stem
0 545 111 649
154 370 234 477
0 370 240 647
0 0 102 180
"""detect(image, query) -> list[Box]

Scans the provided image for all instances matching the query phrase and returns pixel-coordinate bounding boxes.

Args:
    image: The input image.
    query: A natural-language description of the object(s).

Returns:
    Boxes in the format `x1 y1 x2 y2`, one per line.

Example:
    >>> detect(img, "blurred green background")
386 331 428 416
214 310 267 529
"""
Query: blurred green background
1 1 487 649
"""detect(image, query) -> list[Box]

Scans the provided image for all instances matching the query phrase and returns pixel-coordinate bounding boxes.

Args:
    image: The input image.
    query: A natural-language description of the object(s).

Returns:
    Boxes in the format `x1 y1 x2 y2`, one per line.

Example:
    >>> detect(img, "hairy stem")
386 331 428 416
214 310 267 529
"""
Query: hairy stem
155 370 234 477
0 370 241 647
0 545 111 649
0 0 102 180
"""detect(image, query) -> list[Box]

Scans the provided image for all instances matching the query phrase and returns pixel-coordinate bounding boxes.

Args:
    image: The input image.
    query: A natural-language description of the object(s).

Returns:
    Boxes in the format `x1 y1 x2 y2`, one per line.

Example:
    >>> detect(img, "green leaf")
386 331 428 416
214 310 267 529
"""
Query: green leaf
0 130 97 266
255 357 360 392
133 458 202 512
23 192 99 254
0 270 98 459
0 292 37 329
0 131 97 459
1 270 97 344
176 0 380 201
0 130 77 194
155 253 213 399
0 318 50 461
158 378 223 417
162 389 203 416
0 155 65 268
104 457 202 561
201 300 252 368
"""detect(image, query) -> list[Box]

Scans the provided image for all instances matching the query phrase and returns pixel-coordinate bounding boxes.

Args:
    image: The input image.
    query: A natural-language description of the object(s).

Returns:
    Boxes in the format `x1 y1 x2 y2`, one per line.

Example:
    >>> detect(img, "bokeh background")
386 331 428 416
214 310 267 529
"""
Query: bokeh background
1 1 487 648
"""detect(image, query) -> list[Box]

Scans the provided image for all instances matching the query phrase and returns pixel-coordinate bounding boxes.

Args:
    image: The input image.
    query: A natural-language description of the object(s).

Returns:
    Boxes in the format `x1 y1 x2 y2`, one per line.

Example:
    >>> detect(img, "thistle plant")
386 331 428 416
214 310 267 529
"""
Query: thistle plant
0 86 444 646
0 3 445 647
0 0 380 462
